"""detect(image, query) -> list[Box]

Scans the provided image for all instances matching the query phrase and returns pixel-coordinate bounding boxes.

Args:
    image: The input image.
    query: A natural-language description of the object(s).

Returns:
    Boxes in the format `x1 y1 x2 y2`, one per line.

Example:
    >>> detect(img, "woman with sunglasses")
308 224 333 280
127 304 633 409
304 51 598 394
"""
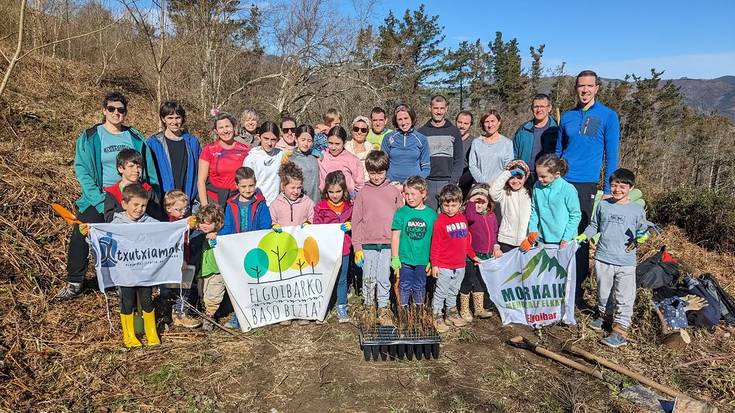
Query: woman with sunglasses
54 91 161 302
319 126 365 195
276 116 298 153
344 116 374 181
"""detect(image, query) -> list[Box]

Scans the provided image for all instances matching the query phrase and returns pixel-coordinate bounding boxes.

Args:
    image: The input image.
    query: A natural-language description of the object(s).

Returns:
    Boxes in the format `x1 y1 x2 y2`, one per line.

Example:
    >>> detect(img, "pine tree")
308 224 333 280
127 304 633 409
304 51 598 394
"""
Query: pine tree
488 32 525 115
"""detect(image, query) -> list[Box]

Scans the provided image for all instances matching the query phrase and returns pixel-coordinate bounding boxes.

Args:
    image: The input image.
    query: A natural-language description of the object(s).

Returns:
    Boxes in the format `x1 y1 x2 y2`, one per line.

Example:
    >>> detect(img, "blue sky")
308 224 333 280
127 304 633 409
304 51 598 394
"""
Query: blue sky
365 0 735 79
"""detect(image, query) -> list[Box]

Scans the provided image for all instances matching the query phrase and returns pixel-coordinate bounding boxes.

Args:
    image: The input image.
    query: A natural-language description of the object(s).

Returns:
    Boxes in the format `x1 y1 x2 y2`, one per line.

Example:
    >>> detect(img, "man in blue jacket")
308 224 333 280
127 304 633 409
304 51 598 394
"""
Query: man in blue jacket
513 93 559 182
54 92 160 301
556 70 620 308
146 101 201 206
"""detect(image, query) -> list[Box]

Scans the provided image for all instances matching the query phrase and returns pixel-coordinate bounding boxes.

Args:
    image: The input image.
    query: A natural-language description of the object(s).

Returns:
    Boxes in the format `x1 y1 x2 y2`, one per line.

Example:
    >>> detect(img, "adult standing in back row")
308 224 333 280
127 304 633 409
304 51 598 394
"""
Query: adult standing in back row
513 93 559 183
418 95 464 209
556 70 620 308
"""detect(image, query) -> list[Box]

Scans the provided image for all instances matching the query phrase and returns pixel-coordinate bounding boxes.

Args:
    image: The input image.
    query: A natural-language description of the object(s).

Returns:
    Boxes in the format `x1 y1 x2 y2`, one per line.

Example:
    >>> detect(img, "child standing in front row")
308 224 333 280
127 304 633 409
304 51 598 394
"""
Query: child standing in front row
520 154 581 252
313 171 353 322
429 184 480 332
490 159 532 252
578 168 649 348
269 162 315 325
391 176 437 308
196 203 225 331
352 151 403 326
459 183 499 322
220 166 272 330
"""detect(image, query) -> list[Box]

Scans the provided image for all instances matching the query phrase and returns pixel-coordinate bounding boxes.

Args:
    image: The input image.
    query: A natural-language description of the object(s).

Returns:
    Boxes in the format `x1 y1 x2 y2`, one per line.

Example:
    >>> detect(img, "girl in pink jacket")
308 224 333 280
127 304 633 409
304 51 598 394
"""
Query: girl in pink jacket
319 126 365 195
313 171 353 323
269 162 315 228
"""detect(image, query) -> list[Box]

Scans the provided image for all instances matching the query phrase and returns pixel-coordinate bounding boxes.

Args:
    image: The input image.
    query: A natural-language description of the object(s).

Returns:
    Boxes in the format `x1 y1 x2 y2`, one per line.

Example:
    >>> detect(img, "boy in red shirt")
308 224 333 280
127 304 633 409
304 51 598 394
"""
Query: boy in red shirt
429 184 480 332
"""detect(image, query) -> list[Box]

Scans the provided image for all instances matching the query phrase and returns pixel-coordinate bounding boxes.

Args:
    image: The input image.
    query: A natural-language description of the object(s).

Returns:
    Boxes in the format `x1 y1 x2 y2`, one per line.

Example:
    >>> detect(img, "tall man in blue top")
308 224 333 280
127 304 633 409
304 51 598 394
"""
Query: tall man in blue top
556 70 620 308
418 95 464 209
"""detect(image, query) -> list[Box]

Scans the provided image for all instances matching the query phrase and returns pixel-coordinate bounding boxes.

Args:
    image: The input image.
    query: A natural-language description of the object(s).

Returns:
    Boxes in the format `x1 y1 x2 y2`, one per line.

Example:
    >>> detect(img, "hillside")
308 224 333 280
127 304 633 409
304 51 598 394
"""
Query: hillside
671 76 735 121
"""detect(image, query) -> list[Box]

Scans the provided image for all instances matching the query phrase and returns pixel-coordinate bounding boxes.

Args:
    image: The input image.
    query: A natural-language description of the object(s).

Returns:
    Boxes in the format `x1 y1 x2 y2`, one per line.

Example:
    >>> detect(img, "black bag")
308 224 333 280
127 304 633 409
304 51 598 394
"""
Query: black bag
699 273 735 325
636 247 679 289
683 276 722 331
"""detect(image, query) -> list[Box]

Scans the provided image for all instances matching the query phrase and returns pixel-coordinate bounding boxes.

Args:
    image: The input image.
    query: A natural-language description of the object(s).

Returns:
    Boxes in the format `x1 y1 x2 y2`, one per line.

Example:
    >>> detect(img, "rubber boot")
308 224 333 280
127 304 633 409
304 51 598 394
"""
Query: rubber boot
459 293 473 322
120 313 142 349
142 310 161 346
472 292 493 319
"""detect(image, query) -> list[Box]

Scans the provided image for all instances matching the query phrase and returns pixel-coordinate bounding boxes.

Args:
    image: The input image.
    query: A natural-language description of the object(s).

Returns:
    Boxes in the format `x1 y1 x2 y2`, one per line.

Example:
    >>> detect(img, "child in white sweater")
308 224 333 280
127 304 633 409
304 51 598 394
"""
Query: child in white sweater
489 159 532 252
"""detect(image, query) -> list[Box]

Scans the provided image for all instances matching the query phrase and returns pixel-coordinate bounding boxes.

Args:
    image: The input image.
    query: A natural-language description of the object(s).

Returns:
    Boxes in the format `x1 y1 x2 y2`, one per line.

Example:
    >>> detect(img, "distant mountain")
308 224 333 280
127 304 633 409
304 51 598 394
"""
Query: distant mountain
669 76 735 121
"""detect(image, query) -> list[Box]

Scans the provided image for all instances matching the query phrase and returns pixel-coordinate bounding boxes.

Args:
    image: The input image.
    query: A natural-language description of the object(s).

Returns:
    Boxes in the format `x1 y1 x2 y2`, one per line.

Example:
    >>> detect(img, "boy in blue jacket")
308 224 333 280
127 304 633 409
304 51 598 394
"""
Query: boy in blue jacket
220 166 272 329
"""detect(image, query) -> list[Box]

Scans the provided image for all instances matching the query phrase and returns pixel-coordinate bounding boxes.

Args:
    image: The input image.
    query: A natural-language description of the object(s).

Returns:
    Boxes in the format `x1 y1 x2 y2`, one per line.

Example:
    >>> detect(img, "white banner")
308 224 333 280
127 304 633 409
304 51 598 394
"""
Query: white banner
88 220 188 290
214 224 344 331
480 243 578 327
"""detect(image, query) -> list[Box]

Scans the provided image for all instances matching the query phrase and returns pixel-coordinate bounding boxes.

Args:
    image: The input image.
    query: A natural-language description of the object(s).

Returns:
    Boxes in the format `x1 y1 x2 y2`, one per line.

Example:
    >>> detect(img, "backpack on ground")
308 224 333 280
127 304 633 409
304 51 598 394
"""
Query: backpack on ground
636 246 679 289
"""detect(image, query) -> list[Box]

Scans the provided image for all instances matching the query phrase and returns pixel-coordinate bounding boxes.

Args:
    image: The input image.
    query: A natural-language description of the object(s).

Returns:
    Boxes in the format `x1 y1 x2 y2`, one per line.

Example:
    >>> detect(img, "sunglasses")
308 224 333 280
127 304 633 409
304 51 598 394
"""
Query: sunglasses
106 106 127 114
172 206 189 214
282 127 296 133
353 127 368 133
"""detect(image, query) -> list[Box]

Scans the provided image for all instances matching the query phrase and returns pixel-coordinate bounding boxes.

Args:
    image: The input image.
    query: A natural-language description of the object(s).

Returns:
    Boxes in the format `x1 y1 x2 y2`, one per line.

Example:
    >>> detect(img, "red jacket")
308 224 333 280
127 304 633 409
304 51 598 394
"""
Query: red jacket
103 180 157 222
313 199 353 256
430 212 476 269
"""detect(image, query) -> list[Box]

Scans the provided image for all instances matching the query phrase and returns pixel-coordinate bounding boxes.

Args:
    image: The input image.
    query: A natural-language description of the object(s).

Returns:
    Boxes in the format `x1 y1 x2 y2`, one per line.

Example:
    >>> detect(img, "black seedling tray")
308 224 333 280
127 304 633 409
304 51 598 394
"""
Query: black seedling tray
358 325 441 361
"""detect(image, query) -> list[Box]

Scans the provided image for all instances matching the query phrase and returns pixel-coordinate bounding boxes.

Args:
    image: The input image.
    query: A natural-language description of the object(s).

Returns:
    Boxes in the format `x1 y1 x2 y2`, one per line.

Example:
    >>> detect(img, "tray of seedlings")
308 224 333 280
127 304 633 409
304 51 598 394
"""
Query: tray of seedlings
358 304 441 361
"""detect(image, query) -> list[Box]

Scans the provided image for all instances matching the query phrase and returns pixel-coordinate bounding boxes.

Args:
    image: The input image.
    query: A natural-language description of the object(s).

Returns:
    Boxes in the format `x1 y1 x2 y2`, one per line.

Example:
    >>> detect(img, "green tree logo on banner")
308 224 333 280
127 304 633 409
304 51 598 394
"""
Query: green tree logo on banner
244 248 269 282
258 232 299 280
503 249 567 285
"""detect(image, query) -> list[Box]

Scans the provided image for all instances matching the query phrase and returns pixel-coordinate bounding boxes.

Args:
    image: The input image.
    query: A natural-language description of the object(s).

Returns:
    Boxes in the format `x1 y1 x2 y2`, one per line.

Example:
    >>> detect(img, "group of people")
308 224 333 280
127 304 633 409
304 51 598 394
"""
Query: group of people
55 69 650 350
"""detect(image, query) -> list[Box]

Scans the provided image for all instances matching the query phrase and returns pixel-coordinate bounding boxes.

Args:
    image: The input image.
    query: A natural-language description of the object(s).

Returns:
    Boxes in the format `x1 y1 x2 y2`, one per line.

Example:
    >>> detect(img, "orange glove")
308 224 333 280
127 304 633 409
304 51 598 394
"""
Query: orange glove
519 232 539 252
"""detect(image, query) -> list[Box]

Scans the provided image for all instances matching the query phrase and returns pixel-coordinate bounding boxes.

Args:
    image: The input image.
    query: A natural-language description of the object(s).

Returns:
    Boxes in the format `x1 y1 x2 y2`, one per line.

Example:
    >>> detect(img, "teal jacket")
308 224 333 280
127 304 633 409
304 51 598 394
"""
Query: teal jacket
74 124 160 213
512 117 559 167
528 177 581 243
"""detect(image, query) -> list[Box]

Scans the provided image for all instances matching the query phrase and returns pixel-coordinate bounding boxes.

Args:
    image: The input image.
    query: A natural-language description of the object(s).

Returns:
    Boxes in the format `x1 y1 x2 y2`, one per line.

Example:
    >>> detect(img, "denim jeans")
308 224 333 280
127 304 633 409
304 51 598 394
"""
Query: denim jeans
399 264 427 305
337 255 349 306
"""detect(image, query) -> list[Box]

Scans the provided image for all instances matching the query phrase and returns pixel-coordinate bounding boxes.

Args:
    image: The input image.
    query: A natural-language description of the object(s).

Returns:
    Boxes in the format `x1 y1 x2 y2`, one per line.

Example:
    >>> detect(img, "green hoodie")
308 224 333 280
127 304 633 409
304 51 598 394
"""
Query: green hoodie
74 123 160 213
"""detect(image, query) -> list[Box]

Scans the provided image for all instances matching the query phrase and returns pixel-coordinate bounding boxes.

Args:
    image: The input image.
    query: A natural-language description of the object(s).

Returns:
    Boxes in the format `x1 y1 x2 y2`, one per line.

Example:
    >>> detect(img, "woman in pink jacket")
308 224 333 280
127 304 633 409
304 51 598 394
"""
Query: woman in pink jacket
319 126 365 194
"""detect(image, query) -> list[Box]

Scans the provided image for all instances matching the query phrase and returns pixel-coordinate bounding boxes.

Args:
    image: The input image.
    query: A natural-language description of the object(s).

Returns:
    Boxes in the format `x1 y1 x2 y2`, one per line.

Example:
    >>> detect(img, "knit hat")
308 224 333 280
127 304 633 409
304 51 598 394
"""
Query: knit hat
467 183 490 201
505 159 530 175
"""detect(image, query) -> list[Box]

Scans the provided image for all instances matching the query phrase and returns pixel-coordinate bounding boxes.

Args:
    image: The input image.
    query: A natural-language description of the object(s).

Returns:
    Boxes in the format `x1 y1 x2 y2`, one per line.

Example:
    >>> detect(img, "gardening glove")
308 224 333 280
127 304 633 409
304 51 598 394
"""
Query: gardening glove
574 233 588 243
519 232 539 252
340 221 352 232
390 256 401 271
208 238 217 248
354 250 364 268
187 216 198 229
510 168 525 177
78 223 89 237
683 295 708 312
425 262 432 274
635 229 650 244
272 224 282 233
300 222 310 229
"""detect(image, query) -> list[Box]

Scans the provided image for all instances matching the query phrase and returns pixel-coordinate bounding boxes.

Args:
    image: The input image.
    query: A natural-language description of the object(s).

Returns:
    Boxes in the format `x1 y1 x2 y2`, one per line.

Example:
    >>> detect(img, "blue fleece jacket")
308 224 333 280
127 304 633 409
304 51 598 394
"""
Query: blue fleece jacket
528 177 581 243
146 131 201 203
220 189 272 235
555 101 620 193
513 117 559 167
381 128 431 183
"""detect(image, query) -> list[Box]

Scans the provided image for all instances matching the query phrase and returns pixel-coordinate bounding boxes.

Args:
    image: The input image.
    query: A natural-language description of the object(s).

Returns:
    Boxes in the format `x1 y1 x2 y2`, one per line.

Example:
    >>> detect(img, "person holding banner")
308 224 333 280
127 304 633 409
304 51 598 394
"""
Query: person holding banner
81 183 162 348
521 154 581 252
196 204 226 331
197 111 250 208
489 160 532 252
55 92 160 302
314 171 354 323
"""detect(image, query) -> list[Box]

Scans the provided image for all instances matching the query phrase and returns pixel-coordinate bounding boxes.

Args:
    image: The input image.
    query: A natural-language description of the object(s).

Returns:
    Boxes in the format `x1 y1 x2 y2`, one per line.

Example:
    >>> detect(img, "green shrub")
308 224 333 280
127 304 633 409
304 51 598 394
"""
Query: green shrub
649 187 735 252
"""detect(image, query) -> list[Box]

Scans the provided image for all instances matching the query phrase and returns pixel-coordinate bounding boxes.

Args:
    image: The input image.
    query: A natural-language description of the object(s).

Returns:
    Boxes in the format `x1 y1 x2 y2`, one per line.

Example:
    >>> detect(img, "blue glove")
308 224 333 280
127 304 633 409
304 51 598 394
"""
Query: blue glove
340 222 352 232
208 238 217 248
272 224 283 233
510 169 524 177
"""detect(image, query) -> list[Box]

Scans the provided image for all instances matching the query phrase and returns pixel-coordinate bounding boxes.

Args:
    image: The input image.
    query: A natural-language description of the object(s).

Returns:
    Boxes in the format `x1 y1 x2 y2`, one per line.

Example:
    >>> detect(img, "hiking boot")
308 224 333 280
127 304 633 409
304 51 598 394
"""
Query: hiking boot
472 292 493 319
445 307 468 327
52 282 83 302
433 318 450 333
378 308 395 327
297 319 311 326
588 317 604 331
173 313 202 329
336 304 350 323
202 319 214 331
459 293 473 322
223 315 240 330
601 332 628 348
